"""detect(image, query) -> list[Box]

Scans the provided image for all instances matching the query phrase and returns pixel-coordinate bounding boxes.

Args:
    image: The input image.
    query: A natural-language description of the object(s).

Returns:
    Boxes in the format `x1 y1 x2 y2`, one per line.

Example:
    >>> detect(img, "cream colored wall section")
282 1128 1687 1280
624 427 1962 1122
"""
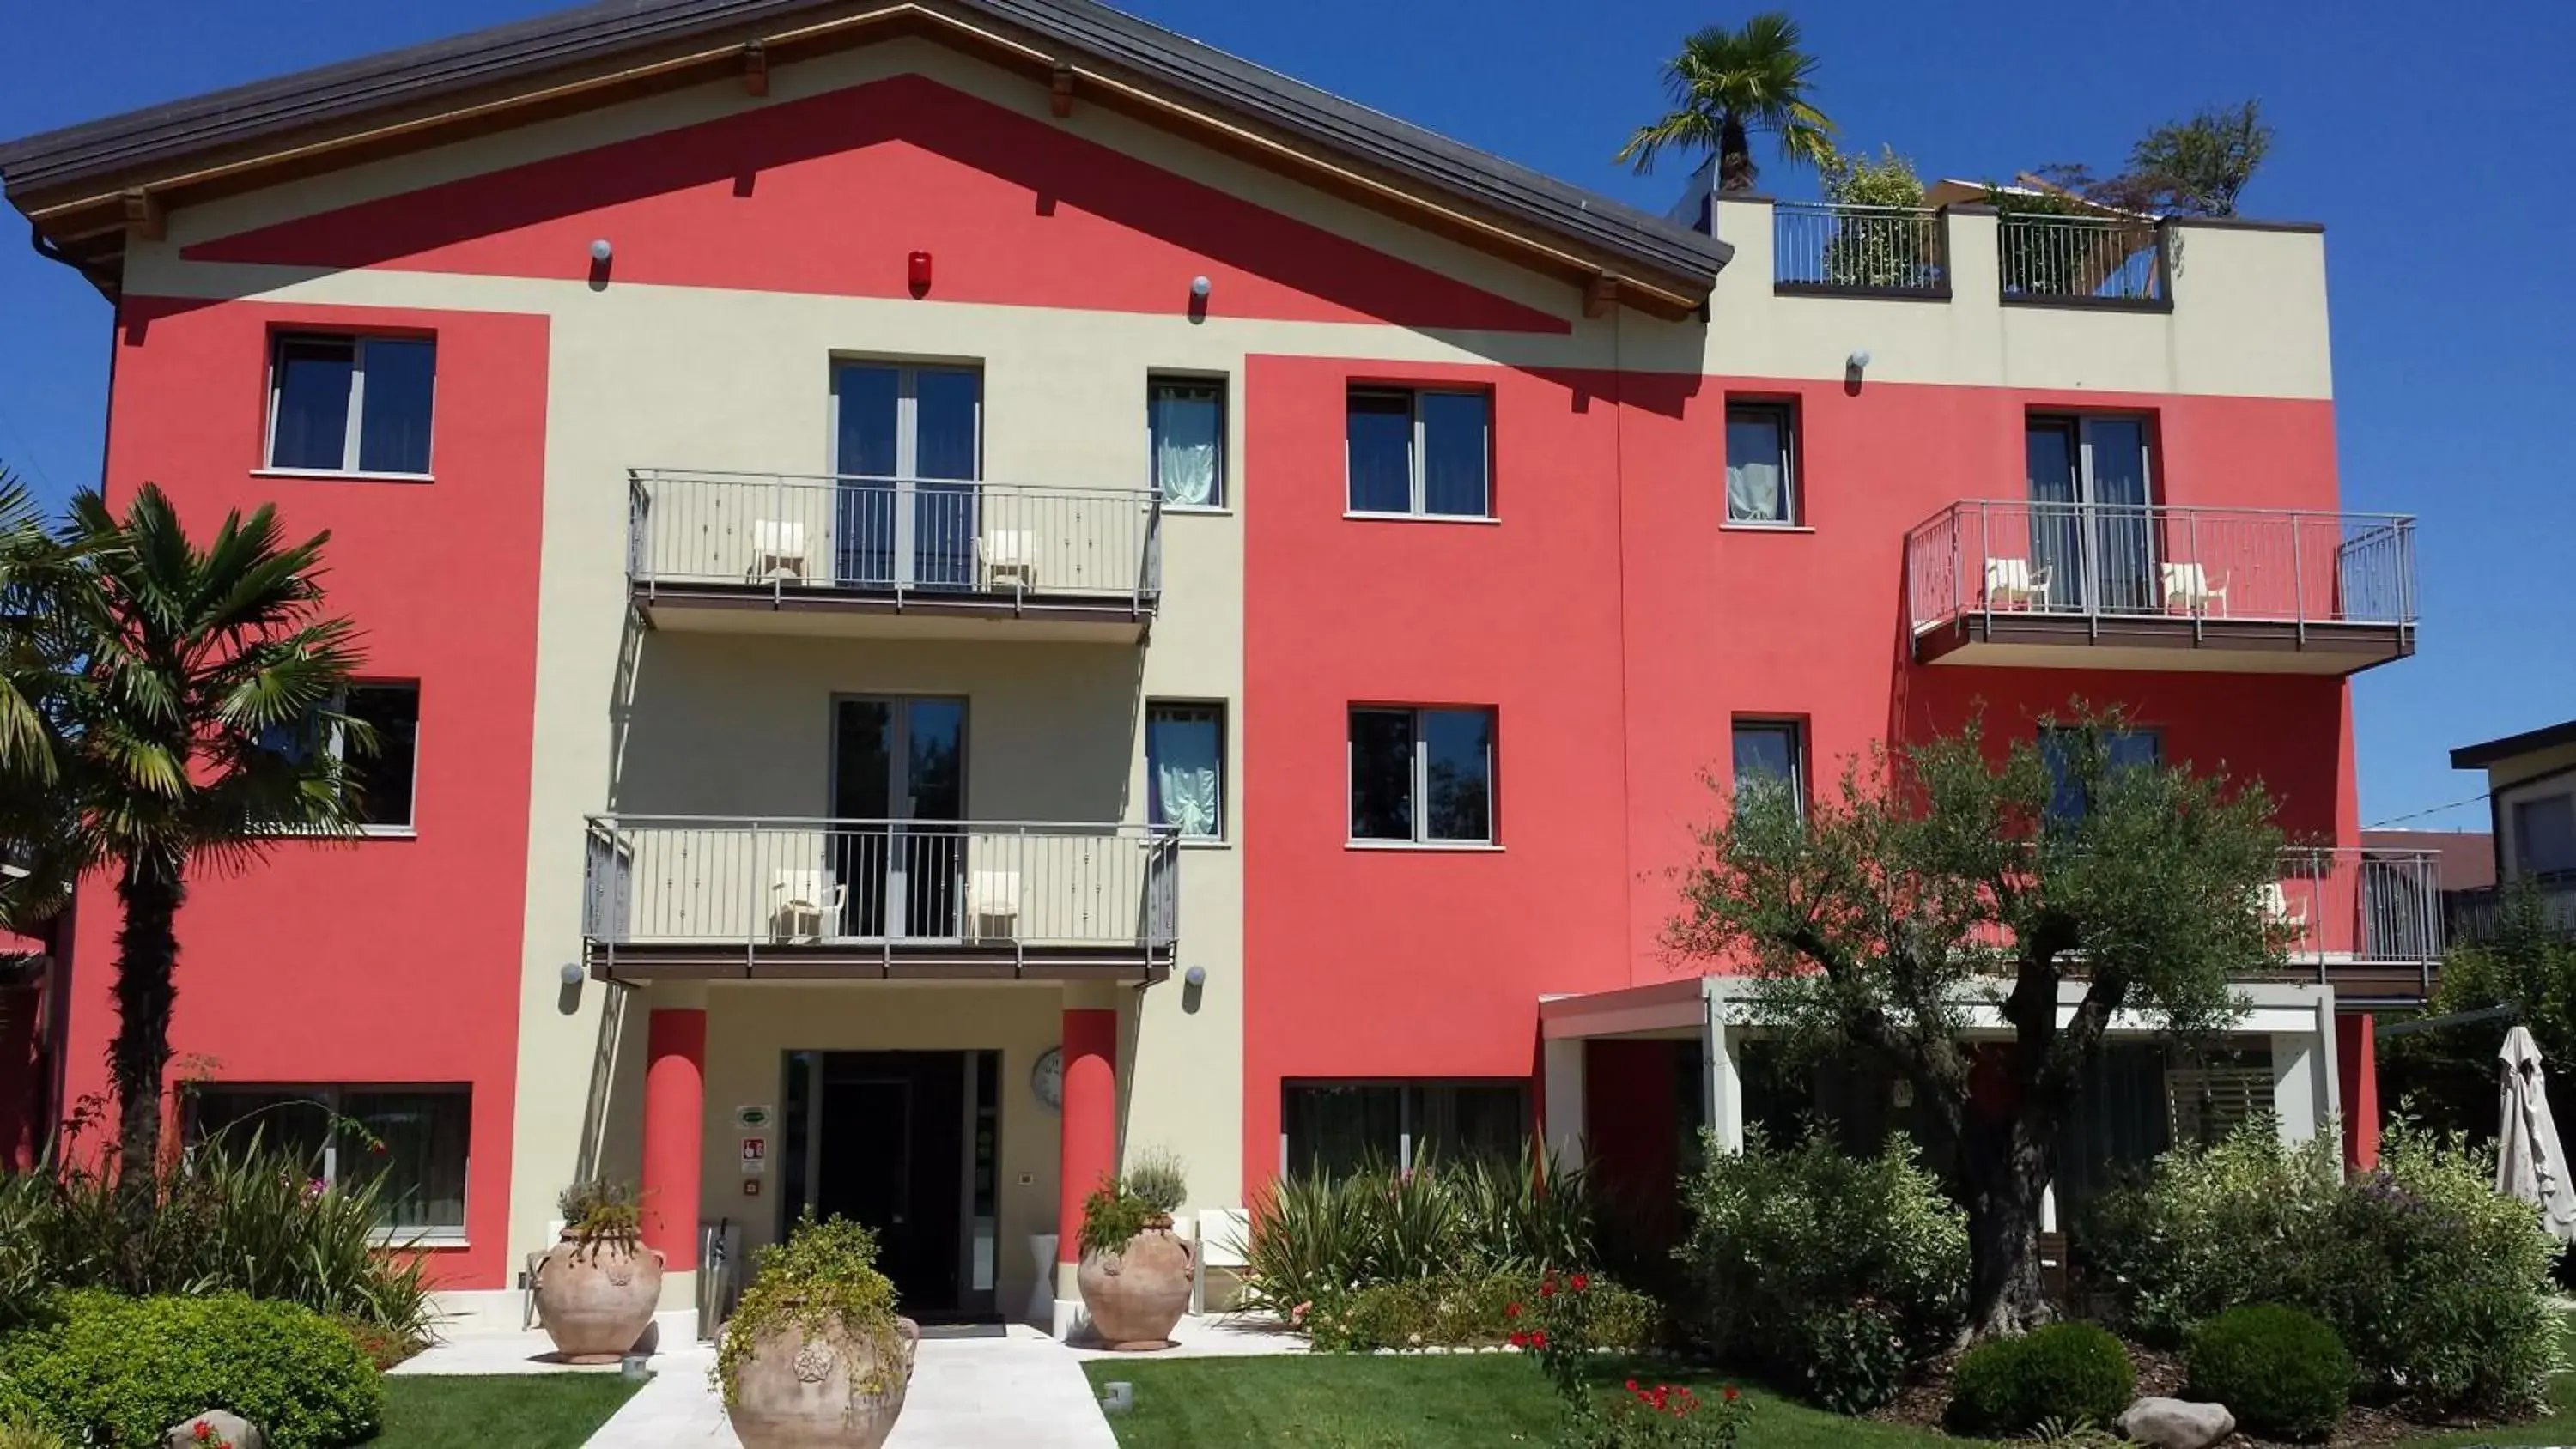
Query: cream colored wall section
1704 198 2334 400
2488 742 2576 879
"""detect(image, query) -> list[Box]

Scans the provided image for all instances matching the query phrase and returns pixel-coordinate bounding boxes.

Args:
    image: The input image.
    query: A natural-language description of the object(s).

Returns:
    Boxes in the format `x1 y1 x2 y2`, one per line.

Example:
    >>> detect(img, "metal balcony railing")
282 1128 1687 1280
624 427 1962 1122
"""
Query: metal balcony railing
2446 873 2576 949
1773 202 1947 295
1997 213 2167 305
2273 847 2445 972
1906 500 2418 637
627 469 1162 614
583 815 1179 962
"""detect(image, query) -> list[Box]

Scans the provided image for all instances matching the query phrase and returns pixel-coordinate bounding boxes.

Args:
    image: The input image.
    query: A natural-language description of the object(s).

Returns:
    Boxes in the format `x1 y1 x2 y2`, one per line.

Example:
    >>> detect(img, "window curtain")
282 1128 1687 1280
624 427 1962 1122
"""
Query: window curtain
1149 711 1221 838
1152 391 1221 506
1725 456 1783 522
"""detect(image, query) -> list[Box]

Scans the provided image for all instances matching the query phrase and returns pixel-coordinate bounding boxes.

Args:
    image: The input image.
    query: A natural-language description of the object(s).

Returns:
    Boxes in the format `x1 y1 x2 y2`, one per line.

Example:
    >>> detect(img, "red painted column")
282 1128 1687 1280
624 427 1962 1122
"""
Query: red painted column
1057 1009 1119 1268
2337 1013 2380 1171
641 1009 707 1272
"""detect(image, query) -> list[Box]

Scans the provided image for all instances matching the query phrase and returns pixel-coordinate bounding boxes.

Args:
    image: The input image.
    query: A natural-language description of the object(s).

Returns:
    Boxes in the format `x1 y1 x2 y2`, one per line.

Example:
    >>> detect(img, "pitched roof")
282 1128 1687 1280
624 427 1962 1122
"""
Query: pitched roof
2452 719 2576 771
0 0 1729 311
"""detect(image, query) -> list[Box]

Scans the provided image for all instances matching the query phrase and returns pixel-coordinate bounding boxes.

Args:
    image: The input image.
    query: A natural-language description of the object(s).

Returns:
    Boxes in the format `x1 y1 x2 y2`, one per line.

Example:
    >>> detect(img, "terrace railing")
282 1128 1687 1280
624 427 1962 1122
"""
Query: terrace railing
1997 213 2167 306
1772 202 1948 296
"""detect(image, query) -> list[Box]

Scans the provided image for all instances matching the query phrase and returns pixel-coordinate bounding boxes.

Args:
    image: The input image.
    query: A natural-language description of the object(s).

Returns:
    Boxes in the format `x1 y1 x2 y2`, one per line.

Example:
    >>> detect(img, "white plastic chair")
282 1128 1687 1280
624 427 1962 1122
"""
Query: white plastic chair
771 868 845 940
980 530 1037 591
2259 881 2310 931
1193 1207 1250 1315
1984 556 2052 609
749 519 806 581
2160 561 2230 616
967 869 1021 940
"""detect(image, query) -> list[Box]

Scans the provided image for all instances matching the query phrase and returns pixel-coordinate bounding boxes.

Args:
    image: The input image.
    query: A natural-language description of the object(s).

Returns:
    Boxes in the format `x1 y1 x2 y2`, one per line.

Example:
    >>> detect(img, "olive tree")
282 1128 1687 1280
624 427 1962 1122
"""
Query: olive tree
1668 711 2286 1337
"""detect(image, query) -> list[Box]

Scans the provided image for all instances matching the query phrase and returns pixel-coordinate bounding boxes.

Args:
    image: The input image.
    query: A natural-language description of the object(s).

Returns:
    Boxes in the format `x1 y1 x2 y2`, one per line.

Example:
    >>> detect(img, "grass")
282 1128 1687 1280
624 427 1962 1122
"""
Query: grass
1081 1354 1989 1449
365 1374 643 1448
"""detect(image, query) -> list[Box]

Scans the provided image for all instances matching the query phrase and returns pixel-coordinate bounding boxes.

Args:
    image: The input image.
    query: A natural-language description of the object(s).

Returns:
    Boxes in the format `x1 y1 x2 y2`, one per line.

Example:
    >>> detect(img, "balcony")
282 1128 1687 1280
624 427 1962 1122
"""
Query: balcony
581 815 1178 982
626 470 1161 641
2445 873 2576 950
2265 847 2447 1003
1996 213 2167 308
1906 500 2417 674
1771 202 1949 299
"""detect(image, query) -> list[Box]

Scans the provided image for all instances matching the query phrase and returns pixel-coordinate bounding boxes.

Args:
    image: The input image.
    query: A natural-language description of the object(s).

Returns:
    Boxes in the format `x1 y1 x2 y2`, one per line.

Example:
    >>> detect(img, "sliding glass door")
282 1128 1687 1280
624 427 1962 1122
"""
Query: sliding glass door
833 364 981 590
830 697 967 941
2026 415 2155 614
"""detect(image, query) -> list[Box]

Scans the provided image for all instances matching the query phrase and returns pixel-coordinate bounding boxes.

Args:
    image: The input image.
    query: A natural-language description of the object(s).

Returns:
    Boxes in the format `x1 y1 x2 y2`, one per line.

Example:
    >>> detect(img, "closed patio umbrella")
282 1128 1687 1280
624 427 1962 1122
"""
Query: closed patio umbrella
2496 1025 2576 1244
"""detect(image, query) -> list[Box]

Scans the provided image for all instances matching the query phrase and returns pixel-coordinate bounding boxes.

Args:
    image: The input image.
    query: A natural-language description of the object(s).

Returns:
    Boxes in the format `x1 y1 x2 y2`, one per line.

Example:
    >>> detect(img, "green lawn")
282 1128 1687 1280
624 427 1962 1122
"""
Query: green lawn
1080 1355 1988 1449
1084 1345 2576 1449
366 1374 643 1448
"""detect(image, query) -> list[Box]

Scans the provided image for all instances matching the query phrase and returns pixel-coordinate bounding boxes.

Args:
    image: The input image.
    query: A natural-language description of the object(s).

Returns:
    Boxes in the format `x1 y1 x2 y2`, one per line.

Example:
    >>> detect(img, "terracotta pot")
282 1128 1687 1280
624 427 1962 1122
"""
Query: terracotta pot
533 1232 664 1364
727 1314 920 1449
1078 1222 1194 1349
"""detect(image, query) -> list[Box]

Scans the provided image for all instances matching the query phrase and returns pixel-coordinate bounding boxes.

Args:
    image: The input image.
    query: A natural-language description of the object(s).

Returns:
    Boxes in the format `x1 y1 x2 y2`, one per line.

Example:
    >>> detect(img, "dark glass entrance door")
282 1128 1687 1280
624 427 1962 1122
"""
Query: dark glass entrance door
833 363 981 591
814 1052 964 1313
2026 415 2156 614
830 697 965 941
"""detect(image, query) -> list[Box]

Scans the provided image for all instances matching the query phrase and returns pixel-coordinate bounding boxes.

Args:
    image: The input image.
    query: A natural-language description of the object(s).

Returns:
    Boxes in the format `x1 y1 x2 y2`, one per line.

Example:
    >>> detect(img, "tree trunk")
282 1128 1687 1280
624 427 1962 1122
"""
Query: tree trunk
1959 1110 2055 1339
1718 116 1755 192
109 850 185 1199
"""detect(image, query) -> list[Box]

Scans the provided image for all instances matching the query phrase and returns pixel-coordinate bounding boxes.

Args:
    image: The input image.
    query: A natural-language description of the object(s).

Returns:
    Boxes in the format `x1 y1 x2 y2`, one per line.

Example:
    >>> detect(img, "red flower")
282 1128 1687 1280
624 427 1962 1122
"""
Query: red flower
1508 1331 1528 1348
1722 1385 1741 1403
1570 1273 1589 1292
1538 1279 1556 1298
1504 1301 1522 1319
1528 1331 1548 1349
1625 1379 1640 1393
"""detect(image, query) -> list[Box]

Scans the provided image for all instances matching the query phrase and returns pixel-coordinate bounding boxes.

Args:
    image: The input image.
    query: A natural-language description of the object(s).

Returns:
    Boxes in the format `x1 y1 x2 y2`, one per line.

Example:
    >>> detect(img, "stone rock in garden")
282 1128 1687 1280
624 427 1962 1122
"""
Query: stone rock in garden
2113 1397 2235 1449
163 1410 265 1449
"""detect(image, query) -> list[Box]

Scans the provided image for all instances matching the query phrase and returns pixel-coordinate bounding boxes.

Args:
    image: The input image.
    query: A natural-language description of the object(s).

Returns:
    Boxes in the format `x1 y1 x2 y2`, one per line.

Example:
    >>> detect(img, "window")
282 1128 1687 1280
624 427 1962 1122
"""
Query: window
2040 726 2162 823
1146 702 1225 840
260 682 421 831
2514 793 2576 877
1349 706 1494 844
1346 387 1491 518
2026 415 2156 613
1281 1080 1528 1177
188 1084 469 1234
1725 401 1797 525
267 335 435 476
833 361 981 589
1731 719 1806 815
1149 379 1225 508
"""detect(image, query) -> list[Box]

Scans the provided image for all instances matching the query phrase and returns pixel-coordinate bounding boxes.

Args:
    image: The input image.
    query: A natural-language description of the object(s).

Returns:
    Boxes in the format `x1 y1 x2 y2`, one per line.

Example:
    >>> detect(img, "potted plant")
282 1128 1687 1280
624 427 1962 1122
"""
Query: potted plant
1076 1151 1194 1349
534 1179 663 1364
718 1212 919 1449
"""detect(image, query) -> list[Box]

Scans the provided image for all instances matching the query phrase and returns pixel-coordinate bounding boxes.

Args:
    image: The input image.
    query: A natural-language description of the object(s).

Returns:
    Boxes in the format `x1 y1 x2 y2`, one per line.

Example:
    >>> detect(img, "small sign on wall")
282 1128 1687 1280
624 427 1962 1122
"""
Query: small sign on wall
735 1105 774 1131
741 1137 769 1175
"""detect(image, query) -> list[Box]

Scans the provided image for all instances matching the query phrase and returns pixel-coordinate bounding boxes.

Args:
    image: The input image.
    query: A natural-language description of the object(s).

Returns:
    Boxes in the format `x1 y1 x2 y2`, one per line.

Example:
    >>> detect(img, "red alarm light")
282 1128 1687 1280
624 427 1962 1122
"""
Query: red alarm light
908 251 933 294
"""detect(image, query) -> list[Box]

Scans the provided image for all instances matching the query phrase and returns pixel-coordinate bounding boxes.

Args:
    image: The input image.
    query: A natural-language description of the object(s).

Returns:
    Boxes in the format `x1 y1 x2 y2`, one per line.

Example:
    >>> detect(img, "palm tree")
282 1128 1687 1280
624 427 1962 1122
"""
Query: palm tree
60 482 368 1191
1616 13 1834 191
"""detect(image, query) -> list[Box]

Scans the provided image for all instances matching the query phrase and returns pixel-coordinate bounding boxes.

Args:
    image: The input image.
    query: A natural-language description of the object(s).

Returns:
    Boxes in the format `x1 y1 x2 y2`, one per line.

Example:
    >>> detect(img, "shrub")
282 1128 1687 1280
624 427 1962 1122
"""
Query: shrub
0 1409 67 1449
556 1179 641 1248
1078 1177 1155 1258
1947 1322 2135 1436
0 1137 434 1344
1242 1145 1595 1316
2082 1120 2558 1417
2185 1304 2351 1440
0 1291 382 1448
1303 1271 1656 1353
1124 1148 1188 1217
715 1213 907 1407
1675 1130 1967 1413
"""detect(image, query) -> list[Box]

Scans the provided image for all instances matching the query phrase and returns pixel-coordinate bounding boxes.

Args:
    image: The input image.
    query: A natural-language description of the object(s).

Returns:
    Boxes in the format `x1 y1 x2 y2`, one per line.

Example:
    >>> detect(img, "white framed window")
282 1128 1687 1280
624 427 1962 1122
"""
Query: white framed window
1725 400 1798 525
1730 718 1807 817
185 1083 470 1237
1349 706 1494 844
266 335 435 476
1145 701 1225 840
259 682 421 833
1346 387 1491 518
1149 378 1225 508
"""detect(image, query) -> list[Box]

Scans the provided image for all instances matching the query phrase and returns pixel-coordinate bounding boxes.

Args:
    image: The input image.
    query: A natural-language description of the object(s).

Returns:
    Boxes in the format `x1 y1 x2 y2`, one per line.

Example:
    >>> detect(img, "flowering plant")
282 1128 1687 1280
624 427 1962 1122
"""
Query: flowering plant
1512 1272 1747 1449
191 1421 232 1449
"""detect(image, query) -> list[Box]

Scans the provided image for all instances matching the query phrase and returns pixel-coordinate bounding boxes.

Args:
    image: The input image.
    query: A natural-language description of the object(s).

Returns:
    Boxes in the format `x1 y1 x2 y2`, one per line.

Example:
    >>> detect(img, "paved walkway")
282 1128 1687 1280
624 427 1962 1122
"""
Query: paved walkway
398 1314 1303 1447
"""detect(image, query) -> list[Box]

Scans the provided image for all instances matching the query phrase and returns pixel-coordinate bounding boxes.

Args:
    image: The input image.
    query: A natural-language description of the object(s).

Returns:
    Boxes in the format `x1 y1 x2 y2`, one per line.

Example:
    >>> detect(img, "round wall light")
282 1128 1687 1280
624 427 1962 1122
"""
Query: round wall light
1184 965 1207 988
1189 275 1212 299
589 239 614 264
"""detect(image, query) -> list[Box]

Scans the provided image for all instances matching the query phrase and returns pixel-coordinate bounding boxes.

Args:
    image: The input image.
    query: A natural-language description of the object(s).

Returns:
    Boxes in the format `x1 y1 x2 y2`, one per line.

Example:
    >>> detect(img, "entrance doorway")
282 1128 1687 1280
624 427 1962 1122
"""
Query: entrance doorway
780 1050 1002 1320
2026 415 2155 614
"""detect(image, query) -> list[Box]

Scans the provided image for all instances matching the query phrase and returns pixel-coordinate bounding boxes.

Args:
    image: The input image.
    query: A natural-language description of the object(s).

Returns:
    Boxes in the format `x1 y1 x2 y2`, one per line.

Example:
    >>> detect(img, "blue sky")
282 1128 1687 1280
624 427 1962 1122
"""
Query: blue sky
1 0 2567 827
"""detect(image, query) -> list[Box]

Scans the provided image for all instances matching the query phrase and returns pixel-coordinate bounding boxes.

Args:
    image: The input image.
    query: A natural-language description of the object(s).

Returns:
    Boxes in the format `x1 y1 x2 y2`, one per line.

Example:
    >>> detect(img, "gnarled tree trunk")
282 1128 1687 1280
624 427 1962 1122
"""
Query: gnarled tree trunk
1959 1106 2055 1340
110 850 185 1202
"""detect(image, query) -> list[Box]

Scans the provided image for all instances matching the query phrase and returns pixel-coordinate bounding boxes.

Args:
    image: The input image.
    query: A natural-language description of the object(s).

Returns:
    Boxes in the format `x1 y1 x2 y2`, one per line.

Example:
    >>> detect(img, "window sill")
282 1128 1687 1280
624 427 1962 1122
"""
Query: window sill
374 1231 468 1249
1343 512 1500 526
259 824 417 840
1722 522 1814 534
1177 837 1232 851
1346 840 1504 853
252 468 435 485
1161 504 1233 517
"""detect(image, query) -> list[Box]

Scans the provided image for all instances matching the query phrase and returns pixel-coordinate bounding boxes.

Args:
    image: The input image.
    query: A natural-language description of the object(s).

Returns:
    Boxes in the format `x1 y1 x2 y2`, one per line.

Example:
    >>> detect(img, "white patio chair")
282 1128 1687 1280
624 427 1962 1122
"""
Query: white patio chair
2160 561 2230 617
980 530 1037 591
966 868 1022 941
749 518 806 581
1194 1206 1251 1316
1984 556 2052 610
2259 881 2309 931
771 868 845 940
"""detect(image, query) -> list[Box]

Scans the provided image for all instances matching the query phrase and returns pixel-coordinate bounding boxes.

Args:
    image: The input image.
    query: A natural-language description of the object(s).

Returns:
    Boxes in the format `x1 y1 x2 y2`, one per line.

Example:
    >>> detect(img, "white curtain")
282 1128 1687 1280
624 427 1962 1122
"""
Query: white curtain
1150 711 1221 838
1727 457 1783 522
1153 391 1221 507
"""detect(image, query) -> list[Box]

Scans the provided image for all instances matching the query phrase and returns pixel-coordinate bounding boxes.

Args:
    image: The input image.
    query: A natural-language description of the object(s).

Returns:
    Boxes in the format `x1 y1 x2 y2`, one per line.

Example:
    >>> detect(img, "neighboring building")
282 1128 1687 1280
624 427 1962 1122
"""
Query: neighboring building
2449 721 2576 944
0 0 2433 1331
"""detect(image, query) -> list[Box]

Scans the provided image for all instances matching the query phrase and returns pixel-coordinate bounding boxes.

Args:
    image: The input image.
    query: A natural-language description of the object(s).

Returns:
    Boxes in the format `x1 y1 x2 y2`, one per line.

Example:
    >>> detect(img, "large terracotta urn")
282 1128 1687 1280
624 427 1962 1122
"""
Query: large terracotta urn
1078 1221 1194 1349
727 1313 920 1449
533 1232 664 1363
